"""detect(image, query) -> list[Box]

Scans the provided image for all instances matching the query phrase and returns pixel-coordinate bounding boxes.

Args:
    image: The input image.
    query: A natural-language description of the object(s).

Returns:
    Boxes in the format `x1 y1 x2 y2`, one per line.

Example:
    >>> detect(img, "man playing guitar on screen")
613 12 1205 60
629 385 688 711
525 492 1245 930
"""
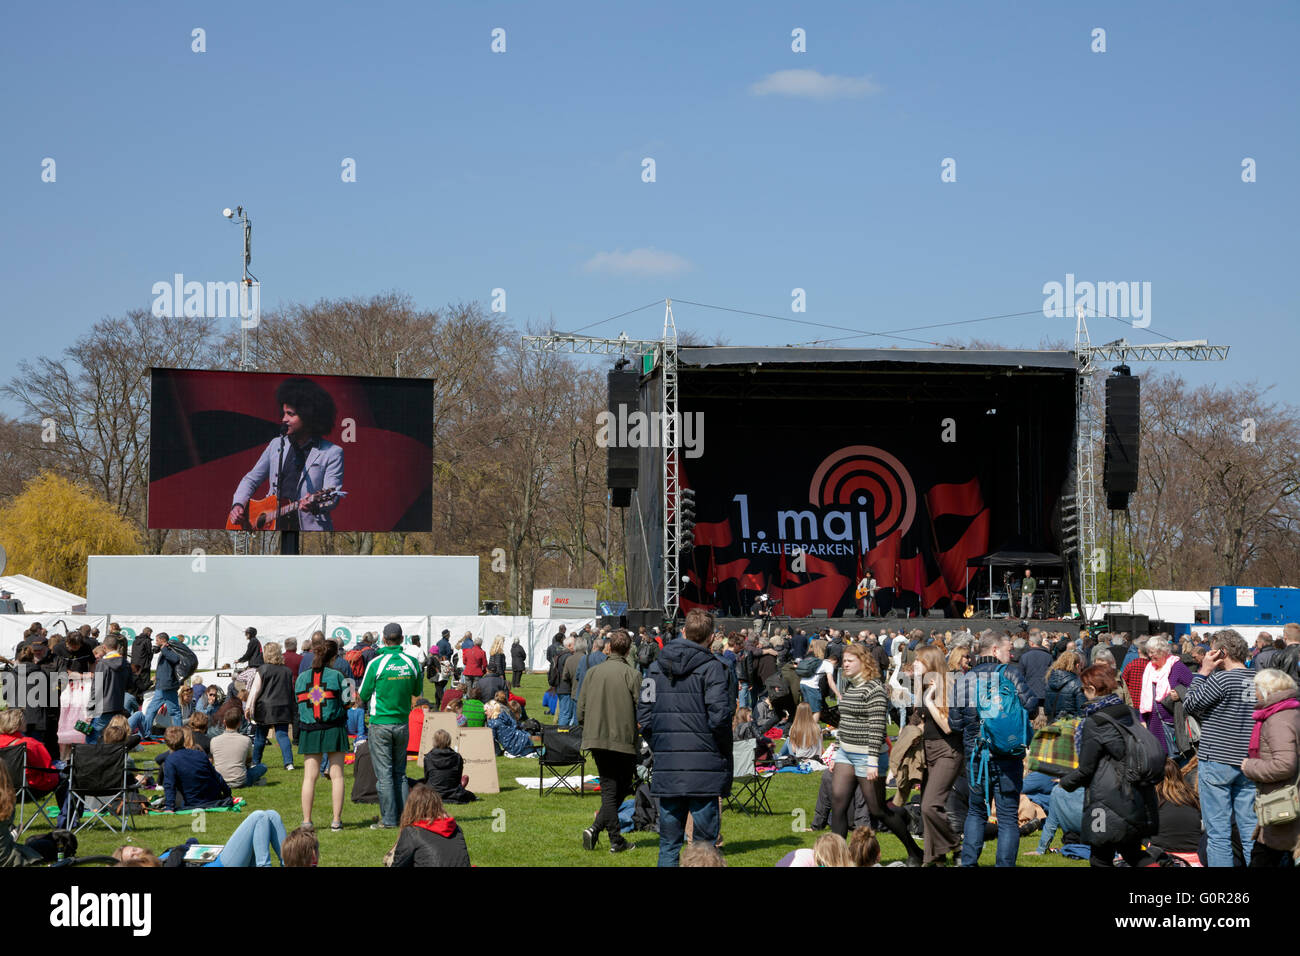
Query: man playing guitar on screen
227 377 345 532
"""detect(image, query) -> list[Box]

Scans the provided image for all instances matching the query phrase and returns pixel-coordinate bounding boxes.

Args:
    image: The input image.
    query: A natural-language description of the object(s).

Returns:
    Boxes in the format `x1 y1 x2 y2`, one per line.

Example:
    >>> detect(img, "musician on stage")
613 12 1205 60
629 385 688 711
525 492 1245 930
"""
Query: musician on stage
227 377 344 532
856 569 878 617
1019 568 1037 619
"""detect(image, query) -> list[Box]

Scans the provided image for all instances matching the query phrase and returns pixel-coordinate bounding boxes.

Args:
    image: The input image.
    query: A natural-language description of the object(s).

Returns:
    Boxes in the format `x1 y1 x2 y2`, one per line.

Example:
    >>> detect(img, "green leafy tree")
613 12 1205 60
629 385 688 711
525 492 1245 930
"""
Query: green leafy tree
0 471 143 594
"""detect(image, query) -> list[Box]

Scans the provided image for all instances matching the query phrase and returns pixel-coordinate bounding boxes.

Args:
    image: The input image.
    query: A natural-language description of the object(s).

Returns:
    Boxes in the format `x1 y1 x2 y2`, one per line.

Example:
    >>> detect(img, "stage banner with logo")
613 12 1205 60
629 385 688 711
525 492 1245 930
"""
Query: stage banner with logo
217 615 323 667
672 370 1072 617
0 615 108 659
323 617 429 651
108 617 219 669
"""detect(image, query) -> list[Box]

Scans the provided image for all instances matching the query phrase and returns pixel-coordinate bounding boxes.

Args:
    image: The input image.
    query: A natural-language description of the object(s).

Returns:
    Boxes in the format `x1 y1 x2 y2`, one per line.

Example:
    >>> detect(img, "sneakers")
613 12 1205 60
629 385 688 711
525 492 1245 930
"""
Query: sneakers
330 821 343 832
609 839 635 854
284 764 295 772
369 821 391 830
582 826 599 851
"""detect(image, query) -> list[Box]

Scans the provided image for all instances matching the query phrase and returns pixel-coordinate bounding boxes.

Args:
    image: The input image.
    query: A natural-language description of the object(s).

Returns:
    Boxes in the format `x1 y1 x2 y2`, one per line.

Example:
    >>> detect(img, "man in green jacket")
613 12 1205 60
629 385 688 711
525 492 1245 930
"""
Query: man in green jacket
577 629 641 854
358 622 423 829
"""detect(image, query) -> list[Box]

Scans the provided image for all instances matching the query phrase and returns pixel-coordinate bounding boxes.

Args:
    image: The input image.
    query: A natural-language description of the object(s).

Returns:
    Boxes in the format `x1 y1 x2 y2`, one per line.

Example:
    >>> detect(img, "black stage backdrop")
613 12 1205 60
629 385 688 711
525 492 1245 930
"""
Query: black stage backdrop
625 351 1076 617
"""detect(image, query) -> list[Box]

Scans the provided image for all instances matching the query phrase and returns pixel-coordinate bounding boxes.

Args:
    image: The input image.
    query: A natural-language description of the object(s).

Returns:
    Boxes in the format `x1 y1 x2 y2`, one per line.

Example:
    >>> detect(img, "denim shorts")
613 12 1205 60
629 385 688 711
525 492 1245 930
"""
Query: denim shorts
833 747 889 778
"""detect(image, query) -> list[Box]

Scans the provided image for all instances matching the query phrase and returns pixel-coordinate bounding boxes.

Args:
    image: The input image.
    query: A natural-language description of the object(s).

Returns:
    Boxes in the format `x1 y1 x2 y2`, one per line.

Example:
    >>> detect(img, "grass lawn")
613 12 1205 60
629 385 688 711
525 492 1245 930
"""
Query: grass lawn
33 673 1083 867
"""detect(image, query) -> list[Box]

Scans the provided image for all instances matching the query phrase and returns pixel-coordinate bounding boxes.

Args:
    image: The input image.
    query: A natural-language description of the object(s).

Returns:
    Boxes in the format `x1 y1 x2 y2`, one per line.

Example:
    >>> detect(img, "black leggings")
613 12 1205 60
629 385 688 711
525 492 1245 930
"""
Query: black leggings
829 764 922 860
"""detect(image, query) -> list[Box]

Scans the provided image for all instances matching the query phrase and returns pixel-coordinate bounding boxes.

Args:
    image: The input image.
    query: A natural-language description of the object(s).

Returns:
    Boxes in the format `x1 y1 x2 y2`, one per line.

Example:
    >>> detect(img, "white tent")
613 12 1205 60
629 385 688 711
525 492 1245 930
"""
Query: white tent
1088 589 1210 625
0 573 86 613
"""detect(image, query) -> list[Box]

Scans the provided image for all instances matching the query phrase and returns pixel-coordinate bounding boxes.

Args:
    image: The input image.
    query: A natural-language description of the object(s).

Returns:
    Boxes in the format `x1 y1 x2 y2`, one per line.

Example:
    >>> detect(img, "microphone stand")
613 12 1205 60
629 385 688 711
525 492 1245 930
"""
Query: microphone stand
275 428 299 556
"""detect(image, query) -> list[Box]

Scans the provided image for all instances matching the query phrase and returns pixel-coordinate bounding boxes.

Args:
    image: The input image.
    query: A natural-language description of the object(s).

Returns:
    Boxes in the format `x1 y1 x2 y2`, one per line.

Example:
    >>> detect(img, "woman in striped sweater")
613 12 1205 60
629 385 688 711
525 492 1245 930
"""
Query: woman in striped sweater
829 643 924 865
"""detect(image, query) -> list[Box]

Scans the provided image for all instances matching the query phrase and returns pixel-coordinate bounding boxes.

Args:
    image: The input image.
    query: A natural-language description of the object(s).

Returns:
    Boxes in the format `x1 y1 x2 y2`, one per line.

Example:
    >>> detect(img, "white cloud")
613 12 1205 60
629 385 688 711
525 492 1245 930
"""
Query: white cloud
749 69 882 99
582 247 692 277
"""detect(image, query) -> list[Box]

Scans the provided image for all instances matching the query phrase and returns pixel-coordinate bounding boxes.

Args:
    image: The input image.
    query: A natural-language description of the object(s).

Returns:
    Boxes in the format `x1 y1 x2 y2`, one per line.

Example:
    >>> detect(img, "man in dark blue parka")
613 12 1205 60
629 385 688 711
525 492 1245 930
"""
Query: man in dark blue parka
637 608 733 867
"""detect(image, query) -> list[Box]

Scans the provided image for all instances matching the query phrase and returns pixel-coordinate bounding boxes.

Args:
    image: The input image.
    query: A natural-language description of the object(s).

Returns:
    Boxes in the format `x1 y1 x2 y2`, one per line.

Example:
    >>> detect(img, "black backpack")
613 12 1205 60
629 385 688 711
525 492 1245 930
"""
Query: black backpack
1095 710 1165 786
425 653 440 681
637 640 656 668
764 670 791 705
548 651 571 688
170 641 199 681
795 656 821 678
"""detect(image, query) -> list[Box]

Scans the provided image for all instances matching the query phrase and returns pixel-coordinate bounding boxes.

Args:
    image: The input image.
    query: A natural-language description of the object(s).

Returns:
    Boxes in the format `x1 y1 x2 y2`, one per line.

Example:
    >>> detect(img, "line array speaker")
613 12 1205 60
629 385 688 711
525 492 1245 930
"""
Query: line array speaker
1103 373 1141 509
607 370 640 507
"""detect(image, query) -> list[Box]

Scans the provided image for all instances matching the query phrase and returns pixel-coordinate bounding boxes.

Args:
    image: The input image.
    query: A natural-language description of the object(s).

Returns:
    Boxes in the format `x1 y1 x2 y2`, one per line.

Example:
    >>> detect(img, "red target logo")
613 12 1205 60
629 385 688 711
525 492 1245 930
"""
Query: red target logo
808 445 916 541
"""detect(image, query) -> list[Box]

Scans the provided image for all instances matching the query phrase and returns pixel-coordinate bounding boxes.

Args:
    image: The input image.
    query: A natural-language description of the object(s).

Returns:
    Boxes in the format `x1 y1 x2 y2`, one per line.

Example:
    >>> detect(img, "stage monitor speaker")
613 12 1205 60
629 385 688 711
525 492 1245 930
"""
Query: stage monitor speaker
1105 613 1149 641
1104 374 1141 509
925 609 944 618
626 608 663 631
808 609 829 619
606 370 640 493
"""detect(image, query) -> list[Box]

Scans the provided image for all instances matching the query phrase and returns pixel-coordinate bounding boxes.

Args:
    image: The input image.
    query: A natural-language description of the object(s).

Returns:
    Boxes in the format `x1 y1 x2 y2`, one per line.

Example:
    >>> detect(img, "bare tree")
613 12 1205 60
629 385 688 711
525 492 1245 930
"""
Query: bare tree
3 310 217 552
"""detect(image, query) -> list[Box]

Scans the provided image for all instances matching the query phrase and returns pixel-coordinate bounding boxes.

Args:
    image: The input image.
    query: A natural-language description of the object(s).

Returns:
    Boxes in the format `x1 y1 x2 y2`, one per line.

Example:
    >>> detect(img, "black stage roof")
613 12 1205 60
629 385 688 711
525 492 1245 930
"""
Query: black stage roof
677 347 1077 370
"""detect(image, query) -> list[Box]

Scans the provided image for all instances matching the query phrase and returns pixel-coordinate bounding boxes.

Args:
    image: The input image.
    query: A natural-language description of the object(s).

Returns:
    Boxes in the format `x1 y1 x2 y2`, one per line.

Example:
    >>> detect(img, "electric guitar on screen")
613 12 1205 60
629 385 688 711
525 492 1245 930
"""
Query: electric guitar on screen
226 487 346 531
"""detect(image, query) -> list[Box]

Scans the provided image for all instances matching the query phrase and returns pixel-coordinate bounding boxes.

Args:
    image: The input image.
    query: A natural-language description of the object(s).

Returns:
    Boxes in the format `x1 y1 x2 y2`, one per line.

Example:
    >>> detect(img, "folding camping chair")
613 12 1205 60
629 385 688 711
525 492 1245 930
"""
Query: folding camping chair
537 724 586 797
0 743 59 835
62 743 134 834
726 738 774 816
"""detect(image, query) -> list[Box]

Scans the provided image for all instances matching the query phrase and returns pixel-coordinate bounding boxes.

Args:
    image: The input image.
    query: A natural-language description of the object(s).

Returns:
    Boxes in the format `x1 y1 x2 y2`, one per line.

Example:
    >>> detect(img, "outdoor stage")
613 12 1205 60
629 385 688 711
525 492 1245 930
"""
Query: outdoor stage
625 346 1081 623
711 615 1083 639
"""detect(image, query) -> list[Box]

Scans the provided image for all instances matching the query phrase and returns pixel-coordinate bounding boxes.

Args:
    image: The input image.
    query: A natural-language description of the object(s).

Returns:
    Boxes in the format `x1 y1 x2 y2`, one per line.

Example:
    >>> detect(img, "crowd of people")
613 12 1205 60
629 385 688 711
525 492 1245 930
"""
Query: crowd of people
2 613 1297 868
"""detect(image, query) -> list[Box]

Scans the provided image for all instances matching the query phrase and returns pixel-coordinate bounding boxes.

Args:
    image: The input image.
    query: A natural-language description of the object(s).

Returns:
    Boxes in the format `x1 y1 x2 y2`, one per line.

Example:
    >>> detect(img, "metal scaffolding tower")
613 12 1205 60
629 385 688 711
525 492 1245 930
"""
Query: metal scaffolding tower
1071 312 1229 619
522 301 681 616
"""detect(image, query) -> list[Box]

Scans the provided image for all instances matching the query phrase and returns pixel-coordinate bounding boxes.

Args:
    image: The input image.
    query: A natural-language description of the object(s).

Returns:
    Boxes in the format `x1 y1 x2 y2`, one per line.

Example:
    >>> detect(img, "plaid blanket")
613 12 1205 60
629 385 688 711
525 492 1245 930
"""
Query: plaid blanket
1027 718 1080 776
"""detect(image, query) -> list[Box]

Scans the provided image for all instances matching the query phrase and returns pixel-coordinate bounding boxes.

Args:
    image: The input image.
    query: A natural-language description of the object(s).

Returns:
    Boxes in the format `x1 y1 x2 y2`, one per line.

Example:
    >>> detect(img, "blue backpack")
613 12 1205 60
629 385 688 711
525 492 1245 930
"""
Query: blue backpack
968 664 1030 802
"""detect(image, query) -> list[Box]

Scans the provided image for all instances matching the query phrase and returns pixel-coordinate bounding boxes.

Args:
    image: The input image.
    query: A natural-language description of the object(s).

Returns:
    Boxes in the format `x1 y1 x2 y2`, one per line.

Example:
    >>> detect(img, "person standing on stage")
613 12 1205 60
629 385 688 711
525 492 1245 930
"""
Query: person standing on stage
1020 569 1037 619
857 570 878 617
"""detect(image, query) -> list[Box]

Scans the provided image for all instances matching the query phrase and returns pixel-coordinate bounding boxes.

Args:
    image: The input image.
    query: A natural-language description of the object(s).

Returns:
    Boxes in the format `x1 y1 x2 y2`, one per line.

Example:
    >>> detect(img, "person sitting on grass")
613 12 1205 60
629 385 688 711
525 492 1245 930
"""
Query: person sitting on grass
213 683 251 736
0 706 59 799
732 707 775 763
775 831 855 867
420 729 476 803
155 809 288 867
282 825 318 866
440 678 467 714
184 713 213 753
152 725 204 778
347 696 367 743
210 708 268 789
0 765 71 866
776 702 822 761
196 684 222 719
162 725 233 813
462 691 487 728
679 843 726 867
388 783 471 867
485 699 541 757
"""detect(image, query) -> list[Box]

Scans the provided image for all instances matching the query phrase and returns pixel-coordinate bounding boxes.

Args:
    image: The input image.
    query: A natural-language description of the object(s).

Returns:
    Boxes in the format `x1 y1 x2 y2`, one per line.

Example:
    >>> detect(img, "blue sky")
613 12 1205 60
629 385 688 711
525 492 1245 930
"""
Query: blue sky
1 0 1296 411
